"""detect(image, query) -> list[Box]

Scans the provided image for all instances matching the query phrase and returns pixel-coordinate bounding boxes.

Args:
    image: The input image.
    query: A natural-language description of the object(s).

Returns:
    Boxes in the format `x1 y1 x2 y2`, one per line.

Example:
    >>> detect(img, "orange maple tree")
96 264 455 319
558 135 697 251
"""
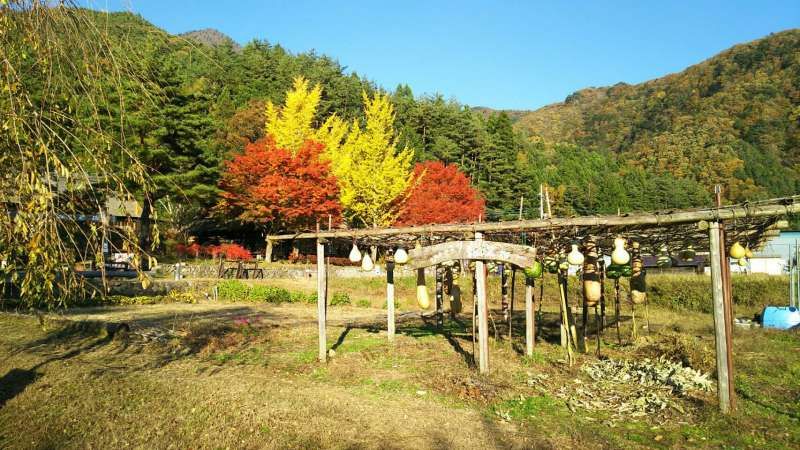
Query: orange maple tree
395 161 485 226
218 137 341 231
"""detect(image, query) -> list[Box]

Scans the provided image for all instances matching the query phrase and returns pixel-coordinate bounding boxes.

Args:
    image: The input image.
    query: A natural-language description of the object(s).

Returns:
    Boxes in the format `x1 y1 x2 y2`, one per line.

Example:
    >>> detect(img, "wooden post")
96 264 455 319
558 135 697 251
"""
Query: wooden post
709 222 732 413
316 239 327 362
509 267 516 341
525 274 535 356
501 263 509 321
435 265 444 328
265 238 274 262
475 232 489 373
386 259 395 342
614 278 622 345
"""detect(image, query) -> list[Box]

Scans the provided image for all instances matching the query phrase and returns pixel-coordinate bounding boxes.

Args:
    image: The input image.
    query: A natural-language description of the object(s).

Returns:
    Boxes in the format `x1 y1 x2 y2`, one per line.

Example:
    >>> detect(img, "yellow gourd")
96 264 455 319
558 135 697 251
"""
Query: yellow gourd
729 242 746 259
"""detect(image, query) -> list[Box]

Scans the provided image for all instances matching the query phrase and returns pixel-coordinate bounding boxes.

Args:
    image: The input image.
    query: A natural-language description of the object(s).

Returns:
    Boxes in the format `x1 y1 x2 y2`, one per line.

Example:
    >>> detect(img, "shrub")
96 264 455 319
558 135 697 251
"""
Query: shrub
217 280 249 301
330 291 351 306
356 299 371 308
248 285 291 304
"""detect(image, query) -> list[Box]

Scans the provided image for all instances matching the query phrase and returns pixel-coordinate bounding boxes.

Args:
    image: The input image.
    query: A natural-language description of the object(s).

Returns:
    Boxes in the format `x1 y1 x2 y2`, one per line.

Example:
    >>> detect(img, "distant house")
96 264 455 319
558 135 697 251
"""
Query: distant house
749 231 799 275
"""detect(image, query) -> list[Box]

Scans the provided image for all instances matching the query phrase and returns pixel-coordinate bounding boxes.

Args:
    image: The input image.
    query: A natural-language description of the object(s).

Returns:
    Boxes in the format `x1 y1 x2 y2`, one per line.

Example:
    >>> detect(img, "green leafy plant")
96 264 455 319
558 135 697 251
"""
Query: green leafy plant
330 291 351 306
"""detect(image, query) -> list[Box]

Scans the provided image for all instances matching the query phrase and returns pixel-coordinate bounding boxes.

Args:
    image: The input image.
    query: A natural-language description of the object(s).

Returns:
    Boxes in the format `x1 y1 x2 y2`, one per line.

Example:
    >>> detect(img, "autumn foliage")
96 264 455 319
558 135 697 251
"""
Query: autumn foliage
218 137 341 230
395 161 485 226
175 243 253 260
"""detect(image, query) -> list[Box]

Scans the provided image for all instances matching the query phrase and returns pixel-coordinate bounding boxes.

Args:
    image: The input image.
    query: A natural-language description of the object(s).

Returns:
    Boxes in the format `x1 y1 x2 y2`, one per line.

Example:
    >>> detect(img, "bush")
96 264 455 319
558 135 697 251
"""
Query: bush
248 285 291 303
356 299 371 308
217 280 249 301
330 291 351 306
644 274 788 313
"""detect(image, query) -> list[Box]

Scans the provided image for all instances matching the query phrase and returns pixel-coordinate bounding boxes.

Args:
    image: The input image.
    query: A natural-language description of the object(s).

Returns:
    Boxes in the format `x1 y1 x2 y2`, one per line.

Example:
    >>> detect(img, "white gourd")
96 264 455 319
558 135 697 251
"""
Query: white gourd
611 237 630 265
394 248 409 264
567 244 584 266
349 243 362 262
361 253 374 271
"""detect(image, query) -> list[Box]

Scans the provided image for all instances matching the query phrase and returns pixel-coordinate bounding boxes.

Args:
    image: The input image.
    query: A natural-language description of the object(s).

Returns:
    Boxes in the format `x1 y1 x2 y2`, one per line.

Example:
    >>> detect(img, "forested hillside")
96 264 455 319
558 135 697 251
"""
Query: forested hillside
79 10 797 234
515 29 800 203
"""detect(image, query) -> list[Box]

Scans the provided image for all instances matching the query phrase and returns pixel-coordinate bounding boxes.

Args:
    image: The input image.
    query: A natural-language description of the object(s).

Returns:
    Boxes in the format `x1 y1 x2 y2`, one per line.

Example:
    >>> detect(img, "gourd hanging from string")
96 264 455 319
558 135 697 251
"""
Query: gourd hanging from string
414 241 430 309
582 239 602 307
744 246 754 259
349 239 362 263
656 244 672 268
567 242 585 266
737 257 748 267
524 260 544 279
611 237 630 265
629 242 646 305
394 247 409 264
729 242 746 259
361 253 374 271
544 254 559 274
680 244 696 262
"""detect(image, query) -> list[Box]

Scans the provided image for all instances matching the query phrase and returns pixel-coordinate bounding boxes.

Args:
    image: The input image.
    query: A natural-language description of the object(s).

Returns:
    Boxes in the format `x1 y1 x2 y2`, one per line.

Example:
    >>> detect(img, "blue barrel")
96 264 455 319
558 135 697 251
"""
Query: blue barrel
761 306 800 330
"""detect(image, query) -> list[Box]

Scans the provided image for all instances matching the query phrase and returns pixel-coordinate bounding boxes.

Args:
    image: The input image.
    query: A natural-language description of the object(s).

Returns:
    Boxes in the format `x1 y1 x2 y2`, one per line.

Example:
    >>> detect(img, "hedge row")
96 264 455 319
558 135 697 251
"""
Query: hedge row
511 273 788 314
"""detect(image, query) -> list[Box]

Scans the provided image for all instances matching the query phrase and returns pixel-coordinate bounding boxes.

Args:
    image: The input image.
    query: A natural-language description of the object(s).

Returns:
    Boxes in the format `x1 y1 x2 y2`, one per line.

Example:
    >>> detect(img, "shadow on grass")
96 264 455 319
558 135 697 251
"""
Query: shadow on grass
0 368 40 408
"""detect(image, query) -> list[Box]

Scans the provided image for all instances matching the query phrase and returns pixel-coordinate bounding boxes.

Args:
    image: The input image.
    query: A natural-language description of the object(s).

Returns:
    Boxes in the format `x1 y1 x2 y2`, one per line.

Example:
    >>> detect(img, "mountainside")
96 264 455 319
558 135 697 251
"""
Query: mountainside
180 28 241 51
515 29 800 201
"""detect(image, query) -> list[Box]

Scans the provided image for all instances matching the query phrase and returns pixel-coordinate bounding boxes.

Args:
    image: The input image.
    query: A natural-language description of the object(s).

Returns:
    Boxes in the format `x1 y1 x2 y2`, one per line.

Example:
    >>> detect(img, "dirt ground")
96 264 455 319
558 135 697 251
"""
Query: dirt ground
1 290 799 449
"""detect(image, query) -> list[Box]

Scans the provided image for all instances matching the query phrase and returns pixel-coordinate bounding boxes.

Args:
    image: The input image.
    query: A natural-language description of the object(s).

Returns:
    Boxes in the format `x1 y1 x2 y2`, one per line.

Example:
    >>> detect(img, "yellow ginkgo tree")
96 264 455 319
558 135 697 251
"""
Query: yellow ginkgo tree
329 92 415 227
264 76 347 153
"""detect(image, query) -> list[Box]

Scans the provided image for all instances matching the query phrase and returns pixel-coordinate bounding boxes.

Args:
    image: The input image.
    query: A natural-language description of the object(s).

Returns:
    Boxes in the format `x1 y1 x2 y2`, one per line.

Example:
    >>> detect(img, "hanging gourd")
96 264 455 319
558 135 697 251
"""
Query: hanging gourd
416 268 430 309
394 247 409 264
611 237 630 265
349 243 362 263
544 255 558 274
558 251 570 271
738 257 748 267
745 247 754 259
629 242 647 305
567 243 584 266
582 240 602 307
729 242 746 259
680 245 696 262
361 253 374 271
656 244 672 268
524 260 544 279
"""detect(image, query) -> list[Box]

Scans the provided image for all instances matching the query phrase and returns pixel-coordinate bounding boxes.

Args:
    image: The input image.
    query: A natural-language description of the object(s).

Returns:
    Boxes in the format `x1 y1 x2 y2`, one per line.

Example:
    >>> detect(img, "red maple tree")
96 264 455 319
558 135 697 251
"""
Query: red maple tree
395 161 485 226
218 137 341 231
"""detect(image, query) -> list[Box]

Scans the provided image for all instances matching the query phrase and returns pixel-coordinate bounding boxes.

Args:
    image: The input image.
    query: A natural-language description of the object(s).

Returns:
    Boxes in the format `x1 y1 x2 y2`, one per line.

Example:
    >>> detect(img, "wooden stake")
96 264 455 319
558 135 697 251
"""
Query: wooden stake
386 259 395 342
316 238 327 362
435 265 444 328
501 263 509 323
614 278 622 345
525 274 535 356
475 232 489 373
709 221 733 414
509 267 516 341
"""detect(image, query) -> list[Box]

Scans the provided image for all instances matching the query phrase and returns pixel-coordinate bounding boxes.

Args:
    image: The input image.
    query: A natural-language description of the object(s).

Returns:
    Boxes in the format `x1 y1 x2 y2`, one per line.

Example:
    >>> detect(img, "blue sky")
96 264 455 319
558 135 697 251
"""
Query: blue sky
89 0 798 110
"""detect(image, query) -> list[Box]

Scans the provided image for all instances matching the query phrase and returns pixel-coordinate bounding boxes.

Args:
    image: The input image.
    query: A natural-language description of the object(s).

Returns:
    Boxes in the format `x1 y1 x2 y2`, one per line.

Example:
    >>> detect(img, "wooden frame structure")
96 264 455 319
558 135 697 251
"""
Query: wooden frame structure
268 195 800 413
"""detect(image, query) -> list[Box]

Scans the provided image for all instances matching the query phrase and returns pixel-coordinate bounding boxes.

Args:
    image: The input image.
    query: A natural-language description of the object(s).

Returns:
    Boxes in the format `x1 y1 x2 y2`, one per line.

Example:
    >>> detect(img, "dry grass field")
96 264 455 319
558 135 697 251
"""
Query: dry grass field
0 273 798 449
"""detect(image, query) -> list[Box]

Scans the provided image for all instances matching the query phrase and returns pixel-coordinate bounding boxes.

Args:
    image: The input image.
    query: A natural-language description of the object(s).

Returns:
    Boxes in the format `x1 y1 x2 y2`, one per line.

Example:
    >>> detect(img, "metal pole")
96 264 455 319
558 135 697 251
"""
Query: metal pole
709 222 732 414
